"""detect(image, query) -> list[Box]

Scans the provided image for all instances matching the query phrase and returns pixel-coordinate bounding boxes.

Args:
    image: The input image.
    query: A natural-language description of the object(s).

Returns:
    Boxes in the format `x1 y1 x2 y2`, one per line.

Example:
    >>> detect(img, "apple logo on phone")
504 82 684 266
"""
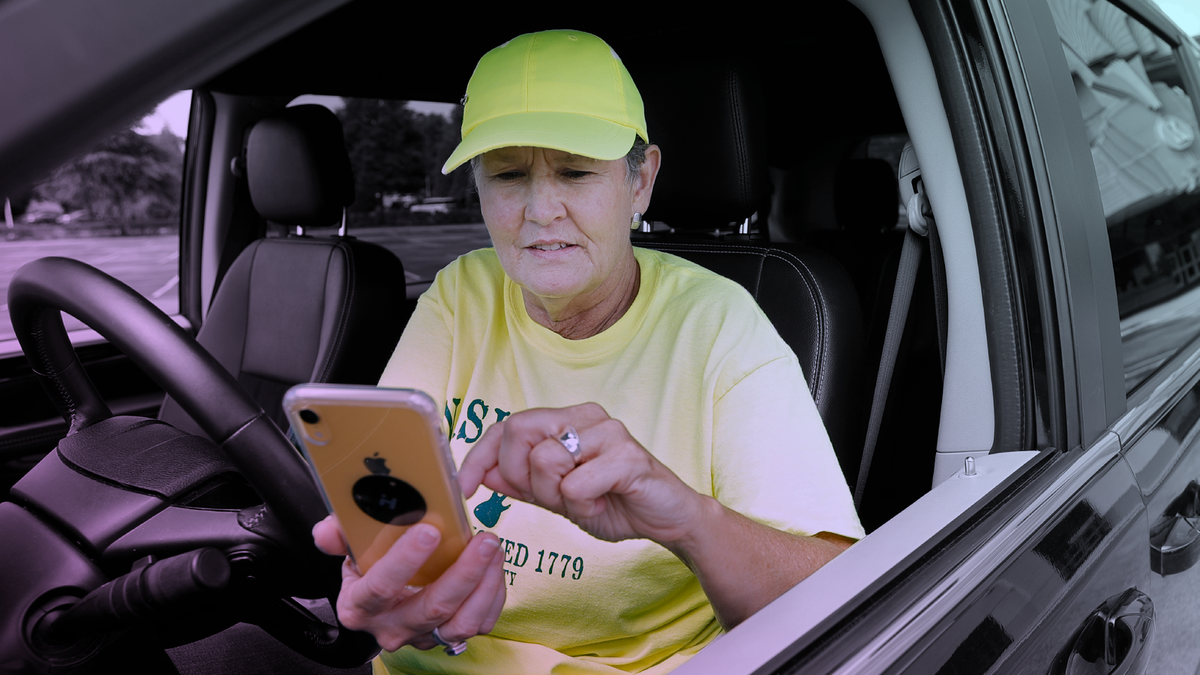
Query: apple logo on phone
363 453 390 476
353 454 426 526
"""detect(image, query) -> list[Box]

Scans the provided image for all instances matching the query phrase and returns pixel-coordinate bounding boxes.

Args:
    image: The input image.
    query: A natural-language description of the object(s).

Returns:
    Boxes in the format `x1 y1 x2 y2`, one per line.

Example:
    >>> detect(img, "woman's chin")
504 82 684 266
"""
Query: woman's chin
511 262 596 300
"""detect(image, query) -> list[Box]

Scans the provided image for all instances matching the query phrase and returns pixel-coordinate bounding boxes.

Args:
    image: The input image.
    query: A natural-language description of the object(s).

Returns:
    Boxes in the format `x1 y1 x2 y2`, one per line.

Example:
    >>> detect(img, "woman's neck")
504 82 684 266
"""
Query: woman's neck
522 255 642 340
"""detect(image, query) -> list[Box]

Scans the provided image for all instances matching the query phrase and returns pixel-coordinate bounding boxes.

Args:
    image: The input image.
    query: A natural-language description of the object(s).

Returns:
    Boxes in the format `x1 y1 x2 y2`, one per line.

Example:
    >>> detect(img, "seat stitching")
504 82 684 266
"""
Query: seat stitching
316 241 355 383
240 240 265 380
641 243 829 406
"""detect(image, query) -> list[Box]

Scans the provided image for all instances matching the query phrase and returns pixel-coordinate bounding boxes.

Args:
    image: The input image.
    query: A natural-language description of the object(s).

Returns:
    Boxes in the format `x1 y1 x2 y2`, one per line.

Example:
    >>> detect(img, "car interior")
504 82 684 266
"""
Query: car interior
1 0 1021 671
192 1 955 530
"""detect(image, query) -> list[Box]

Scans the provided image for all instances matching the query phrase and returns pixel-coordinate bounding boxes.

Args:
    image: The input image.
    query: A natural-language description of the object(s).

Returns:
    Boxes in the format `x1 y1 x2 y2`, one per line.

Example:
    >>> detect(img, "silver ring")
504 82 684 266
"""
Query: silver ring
431 626 468 656
558 426 582 463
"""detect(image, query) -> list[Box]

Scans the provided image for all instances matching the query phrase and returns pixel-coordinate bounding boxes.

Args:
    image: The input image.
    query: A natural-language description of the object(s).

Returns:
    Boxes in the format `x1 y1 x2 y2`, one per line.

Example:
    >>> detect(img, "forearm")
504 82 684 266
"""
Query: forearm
663 495 853 630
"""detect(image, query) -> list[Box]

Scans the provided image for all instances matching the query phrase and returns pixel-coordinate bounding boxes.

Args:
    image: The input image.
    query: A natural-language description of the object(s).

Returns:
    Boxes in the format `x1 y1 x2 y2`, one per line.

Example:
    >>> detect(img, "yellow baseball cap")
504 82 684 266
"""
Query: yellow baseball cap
441 30 649 174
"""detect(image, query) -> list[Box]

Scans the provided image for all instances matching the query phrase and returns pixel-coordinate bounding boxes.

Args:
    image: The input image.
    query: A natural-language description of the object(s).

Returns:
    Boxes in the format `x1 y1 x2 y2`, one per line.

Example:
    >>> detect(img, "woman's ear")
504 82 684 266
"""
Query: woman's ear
632 144 662 215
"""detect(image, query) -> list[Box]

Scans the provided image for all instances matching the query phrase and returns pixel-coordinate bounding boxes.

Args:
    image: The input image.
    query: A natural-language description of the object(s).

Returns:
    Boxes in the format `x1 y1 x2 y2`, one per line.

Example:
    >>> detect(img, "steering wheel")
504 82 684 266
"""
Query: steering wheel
4 257 378 669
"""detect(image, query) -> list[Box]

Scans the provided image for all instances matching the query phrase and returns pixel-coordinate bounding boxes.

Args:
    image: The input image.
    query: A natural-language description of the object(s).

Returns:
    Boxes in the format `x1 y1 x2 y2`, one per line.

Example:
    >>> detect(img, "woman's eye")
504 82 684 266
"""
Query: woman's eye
493 171 524 181
562 170 592 179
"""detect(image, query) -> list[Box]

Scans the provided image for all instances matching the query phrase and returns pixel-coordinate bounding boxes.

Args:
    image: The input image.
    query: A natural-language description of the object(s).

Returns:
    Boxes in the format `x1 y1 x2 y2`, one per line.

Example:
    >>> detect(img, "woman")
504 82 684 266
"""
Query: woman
313 29 863 674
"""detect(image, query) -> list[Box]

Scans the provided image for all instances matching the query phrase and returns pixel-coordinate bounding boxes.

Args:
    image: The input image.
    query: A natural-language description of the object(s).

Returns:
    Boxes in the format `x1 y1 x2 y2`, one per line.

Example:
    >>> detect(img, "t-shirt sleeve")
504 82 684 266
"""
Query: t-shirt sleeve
378 288 454 432
711 356 864 541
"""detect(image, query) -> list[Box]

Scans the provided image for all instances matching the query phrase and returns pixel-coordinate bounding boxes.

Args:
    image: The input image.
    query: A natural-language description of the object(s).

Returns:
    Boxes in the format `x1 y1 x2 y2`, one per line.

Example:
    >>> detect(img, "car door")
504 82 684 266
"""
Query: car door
1062 0 1200 672
678 0 1170 672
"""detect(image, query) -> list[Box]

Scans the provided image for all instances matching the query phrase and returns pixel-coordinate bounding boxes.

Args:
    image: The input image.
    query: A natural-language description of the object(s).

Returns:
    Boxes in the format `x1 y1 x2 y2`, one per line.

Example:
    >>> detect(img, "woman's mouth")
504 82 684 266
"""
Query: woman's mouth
530 243 575 252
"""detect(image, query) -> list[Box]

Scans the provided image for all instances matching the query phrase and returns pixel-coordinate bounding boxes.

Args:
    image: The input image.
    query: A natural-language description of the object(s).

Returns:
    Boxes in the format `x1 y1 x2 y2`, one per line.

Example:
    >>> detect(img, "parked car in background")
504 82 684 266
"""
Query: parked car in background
408 199 451 214
54 210 89 225
3 0 1200 673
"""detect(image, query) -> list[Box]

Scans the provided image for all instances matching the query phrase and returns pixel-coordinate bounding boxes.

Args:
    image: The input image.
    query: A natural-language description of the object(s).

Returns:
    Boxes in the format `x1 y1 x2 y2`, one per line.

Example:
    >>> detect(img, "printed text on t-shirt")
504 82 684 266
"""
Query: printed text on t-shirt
445 397 510 443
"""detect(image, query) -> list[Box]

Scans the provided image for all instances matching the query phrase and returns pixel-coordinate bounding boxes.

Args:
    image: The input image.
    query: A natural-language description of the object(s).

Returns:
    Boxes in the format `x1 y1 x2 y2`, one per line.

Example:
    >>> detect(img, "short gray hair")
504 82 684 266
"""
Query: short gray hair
623 136 648 182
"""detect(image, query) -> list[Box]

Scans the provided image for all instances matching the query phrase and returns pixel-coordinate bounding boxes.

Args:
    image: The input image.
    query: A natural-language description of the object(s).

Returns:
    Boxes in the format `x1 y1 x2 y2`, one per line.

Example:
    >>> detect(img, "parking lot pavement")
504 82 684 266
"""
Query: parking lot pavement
0 223 492 344
0 234 179 342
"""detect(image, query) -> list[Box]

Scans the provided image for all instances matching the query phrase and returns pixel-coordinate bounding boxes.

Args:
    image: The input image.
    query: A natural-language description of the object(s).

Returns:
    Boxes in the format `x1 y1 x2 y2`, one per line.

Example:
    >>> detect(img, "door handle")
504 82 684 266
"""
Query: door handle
1150 480 1200 575
1051 588 1154 675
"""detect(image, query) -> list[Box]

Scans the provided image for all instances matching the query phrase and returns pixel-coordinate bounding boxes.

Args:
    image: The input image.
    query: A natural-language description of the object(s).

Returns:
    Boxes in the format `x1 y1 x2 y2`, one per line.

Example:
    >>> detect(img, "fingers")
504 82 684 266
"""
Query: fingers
496 418 535 501
407 533 500 630
458 420 503 498
558 419 641 517
337 527 504 652
558 420 703 543
341 524 442 620
460 404 612 504
480 561 507 634
428 536 506 641
312 515 349 556
528 436 575 513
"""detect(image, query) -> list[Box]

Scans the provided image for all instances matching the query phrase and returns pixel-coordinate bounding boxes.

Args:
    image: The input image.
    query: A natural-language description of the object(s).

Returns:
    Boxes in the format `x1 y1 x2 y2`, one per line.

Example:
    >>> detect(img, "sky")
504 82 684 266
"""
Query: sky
1152 0 1200 36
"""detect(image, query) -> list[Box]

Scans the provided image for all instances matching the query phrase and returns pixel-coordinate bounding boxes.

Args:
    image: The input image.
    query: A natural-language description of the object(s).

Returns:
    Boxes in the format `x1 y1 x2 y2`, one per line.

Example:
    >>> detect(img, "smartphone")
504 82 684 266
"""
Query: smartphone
283 383 471 585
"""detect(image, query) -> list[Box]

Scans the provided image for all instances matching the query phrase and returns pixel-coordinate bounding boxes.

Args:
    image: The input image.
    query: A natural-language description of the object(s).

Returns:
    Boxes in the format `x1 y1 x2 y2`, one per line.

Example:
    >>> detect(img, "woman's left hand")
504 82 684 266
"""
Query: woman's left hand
458 403 854 629
458 403 704 545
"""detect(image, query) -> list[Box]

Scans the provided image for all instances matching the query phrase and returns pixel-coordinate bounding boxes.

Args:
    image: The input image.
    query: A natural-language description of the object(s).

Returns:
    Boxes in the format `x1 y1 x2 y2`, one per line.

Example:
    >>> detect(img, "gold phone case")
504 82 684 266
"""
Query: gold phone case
284 384 471 585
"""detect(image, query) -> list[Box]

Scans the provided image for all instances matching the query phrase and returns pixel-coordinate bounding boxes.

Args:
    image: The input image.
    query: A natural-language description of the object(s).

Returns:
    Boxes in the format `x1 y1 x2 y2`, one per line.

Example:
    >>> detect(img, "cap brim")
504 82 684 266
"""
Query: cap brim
442 112 639 174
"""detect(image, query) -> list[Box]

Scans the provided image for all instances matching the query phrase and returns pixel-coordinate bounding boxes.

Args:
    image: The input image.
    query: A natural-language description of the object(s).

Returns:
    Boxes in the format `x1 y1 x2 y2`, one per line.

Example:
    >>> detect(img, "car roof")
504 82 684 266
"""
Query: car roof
0 0 905 198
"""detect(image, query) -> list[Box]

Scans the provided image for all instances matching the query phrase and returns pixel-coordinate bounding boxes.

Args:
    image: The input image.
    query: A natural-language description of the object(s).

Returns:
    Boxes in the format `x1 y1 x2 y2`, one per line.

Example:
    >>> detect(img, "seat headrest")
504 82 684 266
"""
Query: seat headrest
246 104 355 227
834 158 899 233
634 55 768 229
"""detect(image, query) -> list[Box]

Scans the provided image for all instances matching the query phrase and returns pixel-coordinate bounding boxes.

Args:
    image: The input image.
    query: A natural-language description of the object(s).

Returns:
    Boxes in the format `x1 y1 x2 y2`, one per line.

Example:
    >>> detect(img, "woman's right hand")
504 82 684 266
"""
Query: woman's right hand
312 516 506 652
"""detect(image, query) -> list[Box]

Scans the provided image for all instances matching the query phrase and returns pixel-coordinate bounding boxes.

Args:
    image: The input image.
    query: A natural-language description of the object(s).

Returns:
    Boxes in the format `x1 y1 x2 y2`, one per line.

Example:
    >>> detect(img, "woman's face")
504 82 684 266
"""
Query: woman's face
476 146 657 320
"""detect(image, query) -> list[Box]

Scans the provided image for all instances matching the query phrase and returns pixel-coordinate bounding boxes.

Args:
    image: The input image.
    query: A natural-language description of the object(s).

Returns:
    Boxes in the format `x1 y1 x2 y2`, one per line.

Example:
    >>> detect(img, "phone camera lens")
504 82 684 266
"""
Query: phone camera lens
299 409 320 424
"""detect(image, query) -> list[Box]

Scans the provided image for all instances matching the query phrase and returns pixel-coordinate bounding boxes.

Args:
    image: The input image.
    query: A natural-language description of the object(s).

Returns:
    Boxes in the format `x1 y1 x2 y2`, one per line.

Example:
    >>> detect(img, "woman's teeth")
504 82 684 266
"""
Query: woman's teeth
533 243 570 251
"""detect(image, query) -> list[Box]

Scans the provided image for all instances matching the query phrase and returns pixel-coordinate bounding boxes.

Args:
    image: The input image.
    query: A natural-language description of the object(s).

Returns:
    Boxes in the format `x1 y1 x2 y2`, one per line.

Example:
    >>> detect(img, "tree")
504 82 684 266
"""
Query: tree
339 99 427 211
419 105 474 201
34 127 183 230
339 99 470 211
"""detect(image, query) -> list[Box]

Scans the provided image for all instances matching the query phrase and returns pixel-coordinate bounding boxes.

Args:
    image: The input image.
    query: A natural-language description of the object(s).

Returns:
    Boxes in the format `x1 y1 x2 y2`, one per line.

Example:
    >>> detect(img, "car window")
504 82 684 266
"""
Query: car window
0 92 189 345
281 96 489 298
1049 1 1200 394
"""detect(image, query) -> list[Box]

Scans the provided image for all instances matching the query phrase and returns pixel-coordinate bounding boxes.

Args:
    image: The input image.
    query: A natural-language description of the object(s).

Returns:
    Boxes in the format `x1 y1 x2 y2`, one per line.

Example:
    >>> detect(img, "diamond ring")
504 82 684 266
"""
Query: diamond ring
558 426 582 464
431 626 467 656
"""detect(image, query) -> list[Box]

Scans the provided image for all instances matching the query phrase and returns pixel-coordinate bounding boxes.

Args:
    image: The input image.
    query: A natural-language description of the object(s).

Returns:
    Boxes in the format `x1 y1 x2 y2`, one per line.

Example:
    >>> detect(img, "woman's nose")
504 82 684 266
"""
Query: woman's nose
523 176 566 226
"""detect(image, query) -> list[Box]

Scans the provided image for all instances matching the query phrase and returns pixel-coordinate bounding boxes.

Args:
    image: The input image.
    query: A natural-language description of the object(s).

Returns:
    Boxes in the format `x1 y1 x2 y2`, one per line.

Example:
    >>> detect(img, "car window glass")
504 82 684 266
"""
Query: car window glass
1049 1 1200 394
281 96 488 298
0 91 189 345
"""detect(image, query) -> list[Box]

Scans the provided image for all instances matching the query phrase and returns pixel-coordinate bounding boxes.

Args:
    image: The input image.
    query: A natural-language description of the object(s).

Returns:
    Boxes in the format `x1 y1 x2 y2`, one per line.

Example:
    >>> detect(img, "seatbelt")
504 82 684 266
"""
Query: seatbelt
899 140 948 373
854 143 937 509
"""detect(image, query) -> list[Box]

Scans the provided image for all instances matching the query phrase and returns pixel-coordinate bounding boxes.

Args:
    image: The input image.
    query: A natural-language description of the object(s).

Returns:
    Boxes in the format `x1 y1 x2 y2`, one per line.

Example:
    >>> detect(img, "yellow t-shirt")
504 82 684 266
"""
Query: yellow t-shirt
375 247 863 674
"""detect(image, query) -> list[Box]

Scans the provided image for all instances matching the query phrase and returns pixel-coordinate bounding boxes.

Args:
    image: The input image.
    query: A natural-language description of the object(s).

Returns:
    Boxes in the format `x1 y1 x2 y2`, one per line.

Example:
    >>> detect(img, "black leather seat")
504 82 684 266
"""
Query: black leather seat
805 153 943 530
160 105 407 436
630 54 866 484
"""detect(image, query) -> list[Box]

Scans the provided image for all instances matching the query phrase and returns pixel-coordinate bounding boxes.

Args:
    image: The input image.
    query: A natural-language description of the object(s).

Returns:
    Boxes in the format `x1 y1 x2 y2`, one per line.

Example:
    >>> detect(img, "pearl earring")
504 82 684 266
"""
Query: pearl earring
630 212 643 231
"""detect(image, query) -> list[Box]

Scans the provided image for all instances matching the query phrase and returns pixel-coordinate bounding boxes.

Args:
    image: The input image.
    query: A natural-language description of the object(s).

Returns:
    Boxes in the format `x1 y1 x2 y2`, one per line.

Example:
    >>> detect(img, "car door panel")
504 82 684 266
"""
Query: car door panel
717 435 1141 674
860 436 1144 674
1122 374 1200 673
974 448 1148 673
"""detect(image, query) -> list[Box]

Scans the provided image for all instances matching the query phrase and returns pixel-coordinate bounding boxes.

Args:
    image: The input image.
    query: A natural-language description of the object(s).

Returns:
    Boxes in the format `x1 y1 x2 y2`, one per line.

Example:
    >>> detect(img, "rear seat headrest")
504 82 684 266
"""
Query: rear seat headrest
633 54 768 229
834 158 898 234
246 104 355 228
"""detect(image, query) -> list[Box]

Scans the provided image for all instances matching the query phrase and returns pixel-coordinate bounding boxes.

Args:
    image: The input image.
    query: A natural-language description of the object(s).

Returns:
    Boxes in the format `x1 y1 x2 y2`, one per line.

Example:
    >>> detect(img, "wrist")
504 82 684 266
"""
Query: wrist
661 493 725 561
